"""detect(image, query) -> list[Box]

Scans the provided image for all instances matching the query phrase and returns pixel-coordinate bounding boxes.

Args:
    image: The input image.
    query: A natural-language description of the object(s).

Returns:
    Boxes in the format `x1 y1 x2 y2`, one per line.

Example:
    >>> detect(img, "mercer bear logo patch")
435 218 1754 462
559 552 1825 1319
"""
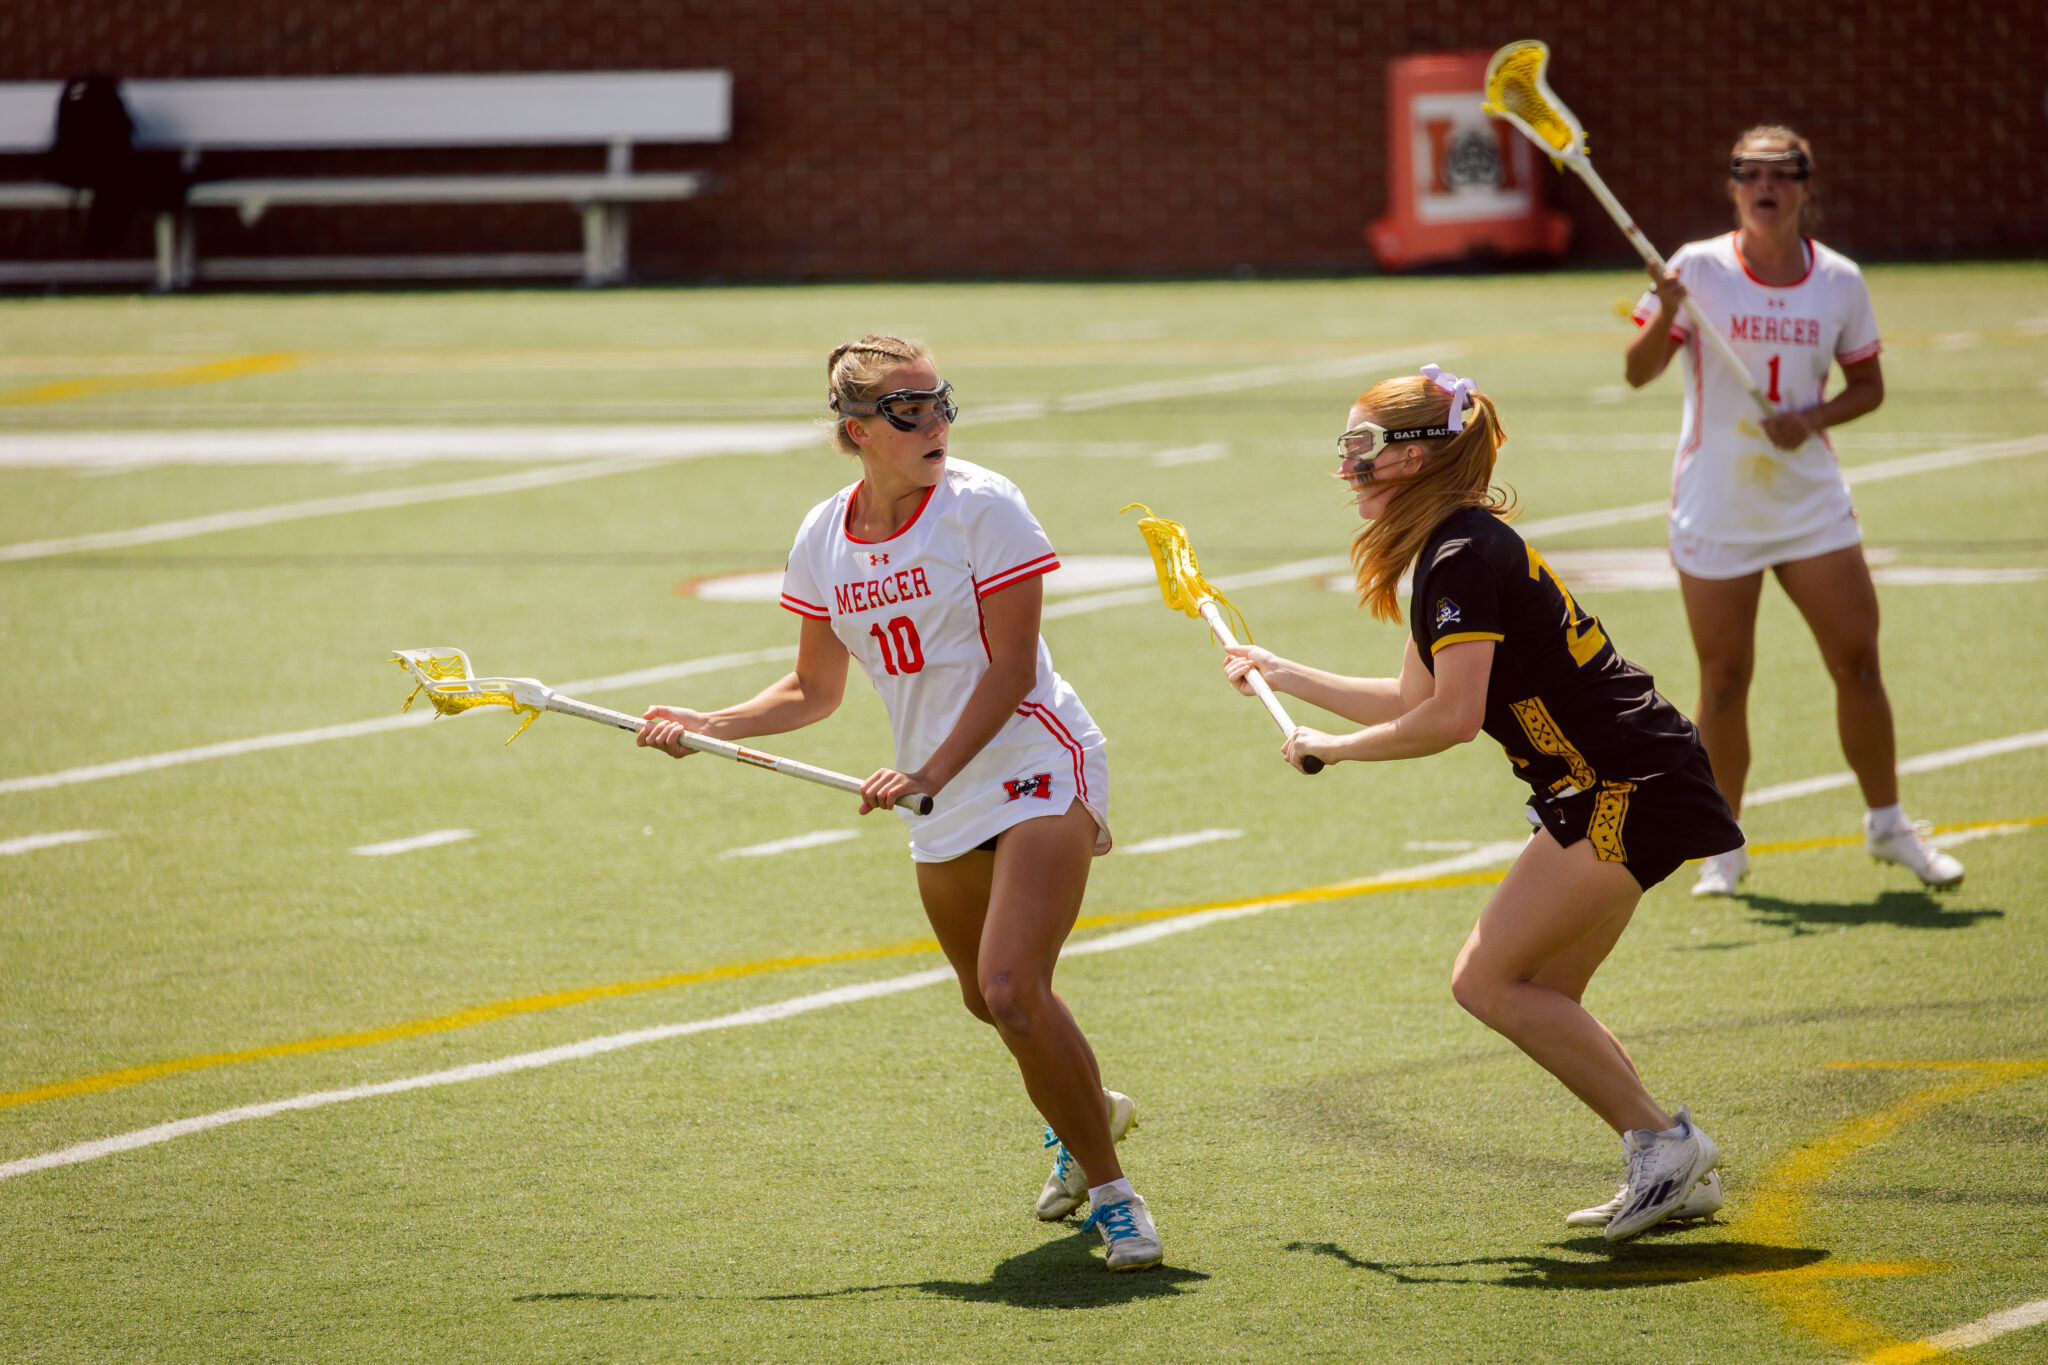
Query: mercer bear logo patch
1004 773 1054 801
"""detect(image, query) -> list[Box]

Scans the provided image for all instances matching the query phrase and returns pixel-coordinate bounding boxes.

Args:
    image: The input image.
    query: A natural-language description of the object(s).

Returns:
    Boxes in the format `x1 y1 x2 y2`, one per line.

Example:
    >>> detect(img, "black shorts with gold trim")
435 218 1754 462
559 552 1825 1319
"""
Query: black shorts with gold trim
1524 747 1742 891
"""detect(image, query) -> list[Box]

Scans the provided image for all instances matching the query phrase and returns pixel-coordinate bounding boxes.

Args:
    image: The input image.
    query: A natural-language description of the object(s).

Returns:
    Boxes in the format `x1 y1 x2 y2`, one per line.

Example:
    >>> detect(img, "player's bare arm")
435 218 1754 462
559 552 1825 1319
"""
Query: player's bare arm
1285 639 1491 770
1220 636 1434 727
1624 263 1687 387
640 614 849 758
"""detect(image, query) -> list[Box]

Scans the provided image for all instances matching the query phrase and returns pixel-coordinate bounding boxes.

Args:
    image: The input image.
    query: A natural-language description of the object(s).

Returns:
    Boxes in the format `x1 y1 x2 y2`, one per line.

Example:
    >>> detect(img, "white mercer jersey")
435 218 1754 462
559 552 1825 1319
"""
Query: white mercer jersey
778 458 1107 854
1634 233 1882 545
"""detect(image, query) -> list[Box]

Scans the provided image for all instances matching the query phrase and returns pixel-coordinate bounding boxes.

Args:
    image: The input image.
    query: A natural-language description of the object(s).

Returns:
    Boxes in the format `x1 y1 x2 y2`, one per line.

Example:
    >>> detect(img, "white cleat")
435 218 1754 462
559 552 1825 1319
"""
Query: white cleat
1866 817 1964 889
1084 1192 1163 1272
1036 1089 1139 1222
1606 1106 1721 1242
1690 846 1749 897
1566 1169 1724 1228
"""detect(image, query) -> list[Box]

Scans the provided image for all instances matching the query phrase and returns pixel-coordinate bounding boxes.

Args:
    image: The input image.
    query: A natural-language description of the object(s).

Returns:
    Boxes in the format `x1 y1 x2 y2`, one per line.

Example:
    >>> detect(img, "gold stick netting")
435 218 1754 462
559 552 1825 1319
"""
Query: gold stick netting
1120 503 1253 643
421 681 540 744
391 649 474 712
1483 43 1582 157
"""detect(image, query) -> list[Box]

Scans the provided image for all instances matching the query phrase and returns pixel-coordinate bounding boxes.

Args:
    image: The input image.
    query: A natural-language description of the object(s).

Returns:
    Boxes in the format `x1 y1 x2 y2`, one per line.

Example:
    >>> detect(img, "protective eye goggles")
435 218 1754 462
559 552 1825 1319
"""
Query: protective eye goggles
1729 150 1810 183
830 380 958 433
1336 418 1452 483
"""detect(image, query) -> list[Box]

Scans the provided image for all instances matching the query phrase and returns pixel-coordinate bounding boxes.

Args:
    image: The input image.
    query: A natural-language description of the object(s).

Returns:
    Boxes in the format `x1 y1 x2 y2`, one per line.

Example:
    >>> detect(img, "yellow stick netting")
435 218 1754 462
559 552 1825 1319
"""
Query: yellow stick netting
1119 503 1252 643
1482 40 1586 161
420 681 541 745
390 648 475 713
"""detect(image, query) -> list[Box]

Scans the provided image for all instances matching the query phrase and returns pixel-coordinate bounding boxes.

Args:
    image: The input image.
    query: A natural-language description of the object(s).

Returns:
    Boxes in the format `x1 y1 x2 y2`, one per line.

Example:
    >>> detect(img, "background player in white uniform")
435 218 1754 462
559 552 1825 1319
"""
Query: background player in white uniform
1625 125 1961 896
636 335 1161 1272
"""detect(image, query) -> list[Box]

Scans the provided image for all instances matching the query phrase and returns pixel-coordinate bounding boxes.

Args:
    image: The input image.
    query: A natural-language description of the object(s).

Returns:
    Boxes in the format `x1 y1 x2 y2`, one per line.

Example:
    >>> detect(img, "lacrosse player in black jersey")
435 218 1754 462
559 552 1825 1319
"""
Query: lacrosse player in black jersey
1222 365 1743 1241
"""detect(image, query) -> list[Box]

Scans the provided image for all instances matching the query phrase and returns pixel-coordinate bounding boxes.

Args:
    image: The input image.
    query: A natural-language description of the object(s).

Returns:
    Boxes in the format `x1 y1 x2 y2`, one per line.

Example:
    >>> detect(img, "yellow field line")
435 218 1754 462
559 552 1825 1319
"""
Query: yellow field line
0 938 939 1110
1734 1058 2048 1362
0 353 300 407
3 816 2037 1114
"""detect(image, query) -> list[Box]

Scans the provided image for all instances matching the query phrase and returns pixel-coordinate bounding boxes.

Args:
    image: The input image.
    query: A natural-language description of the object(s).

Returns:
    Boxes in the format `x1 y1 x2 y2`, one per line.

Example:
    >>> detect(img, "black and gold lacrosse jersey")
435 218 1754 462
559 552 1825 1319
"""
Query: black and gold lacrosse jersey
1409 506 1700 799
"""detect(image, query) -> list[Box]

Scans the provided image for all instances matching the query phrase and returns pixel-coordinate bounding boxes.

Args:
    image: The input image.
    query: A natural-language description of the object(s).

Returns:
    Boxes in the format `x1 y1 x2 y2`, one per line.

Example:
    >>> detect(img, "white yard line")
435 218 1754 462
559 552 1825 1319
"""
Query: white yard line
1120 829 1244 855
0 458 677 563
0 422 824 469
1851 1296 2048 1364
1928 822 2034 850
4 818 2042 1183
1746 731 2048 806
968 346 1457 424
350 830 476 857
0 647 795 797
0 829 106 857
721 829 860 858
1840 433 2048 485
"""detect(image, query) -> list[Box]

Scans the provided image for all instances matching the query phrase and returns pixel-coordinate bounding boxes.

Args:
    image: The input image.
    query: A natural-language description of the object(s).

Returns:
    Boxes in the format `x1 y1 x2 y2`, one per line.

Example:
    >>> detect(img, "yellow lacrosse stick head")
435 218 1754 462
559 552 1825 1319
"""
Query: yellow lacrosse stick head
1119 503 1252 642
1482 40 1588 167
418 677 543 745
389 646 476 713
1121 503 1209 618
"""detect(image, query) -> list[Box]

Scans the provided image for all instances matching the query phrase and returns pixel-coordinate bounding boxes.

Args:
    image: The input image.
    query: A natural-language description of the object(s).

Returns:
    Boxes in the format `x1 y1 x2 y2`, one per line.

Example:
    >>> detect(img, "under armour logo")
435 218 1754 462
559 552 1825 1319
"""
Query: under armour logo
1004 773 1053 801
1767 297 1787 309
868 553 890 566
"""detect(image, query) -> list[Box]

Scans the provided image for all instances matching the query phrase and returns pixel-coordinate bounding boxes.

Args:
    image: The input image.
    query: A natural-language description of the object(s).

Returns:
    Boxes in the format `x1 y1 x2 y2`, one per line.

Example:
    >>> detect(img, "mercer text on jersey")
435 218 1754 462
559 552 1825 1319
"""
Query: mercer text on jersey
1728 314 1821 346
835 567 934 617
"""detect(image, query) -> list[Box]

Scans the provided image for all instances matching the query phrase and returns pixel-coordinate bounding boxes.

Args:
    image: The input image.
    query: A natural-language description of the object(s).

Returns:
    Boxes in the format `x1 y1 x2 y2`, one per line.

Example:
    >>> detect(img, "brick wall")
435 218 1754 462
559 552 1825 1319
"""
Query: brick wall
2 0 2041 279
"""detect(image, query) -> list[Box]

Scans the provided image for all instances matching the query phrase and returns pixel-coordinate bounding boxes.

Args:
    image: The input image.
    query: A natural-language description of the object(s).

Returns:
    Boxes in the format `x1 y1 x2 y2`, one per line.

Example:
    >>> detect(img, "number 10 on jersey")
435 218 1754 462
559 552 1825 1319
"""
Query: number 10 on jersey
868 615 925 675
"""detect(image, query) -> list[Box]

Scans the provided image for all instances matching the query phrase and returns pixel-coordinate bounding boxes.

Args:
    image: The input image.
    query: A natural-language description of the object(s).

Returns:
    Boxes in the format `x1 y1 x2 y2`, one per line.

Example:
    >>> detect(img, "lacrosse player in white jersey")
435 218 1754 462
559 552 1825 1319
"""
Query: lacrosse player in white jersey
1625 125 1962 897
636 335 1160 1272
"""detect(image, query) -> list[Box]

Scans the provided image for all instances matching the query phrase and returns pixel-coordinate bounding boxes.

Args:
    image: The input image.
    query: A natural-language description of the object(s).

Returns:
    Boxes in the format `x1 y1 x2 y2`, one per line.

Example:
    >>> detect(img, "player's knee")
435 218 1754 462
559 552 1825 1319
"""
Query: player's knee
978 970 1045 1036
1449 960 1503 1027
1697 654 1754 701
1825 645 1883 692
955 980 997 1026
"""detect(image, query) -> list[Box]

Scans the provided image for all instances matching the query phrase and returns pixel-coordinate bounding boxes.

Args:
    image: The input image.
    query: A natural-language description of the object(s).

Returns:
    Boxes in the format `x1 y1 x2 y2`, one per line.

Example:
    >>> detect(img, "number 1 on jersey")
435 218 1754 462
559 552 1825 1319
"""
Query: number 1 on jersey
868 615 925 676
1766 353 1781 403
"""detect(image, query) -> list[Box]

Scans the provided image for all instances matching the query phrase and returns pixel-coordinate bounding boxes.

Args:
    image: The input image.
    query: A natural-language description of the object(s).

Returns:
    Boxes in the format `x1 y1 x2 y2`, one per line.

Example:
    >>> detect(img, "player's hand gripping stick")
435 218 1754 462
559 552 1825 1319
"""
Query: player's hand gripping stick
391 649 933 815
1121 507 1324 774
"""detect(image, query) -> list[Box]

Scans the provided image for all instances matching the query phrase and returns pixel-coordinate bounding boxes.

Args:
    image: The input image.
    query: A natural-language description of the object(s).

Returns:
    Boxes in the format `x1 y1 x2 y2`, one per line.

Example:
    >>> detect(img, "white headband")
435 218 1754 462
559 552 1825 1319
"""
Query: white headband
1420 363 1477 433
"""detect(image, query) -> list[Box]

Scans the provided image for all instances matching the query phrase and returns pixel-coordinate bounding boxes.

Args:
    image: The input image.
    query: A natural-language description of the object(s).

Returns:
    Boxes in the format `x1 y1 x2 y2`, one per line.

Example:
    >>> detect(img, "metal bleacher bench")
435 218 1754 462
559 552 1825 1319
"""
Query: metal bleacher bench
0 71 730 289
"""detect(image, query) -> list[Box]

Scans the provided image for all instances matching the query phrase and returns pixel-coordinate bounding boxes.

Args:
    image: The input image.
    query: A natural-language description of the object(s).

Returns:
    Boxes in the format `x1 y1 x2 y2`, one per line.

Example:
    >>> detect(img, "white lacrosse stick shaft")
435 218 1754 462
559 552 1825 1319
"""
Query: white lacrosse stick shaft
450 678 933 816
1196 601 1323 773
1483 50 1773 420
1563 159 1773 417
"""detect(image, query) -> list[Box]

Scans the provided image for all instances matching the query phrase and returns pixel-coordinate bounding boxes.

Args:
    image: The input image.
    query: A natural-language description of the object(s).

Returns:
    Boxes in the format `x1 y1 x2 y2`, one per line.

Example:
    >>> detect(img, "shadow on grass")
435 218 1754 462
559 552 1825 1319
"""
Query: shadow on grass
754 1229 1208 1309
1734 889 2002 936
513 1291 673 1303
1286 1234 1828 1290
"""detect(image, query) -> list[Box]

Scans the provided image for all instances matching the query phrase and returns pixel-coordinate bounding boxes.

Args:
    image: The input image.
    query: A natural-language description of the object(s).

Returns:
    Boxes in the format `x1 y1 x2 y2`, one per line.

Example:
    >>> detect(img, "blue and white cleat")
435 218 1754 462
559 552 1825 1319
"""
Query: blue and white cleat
1035 1089 1138 1221
1083 1192 1163 1272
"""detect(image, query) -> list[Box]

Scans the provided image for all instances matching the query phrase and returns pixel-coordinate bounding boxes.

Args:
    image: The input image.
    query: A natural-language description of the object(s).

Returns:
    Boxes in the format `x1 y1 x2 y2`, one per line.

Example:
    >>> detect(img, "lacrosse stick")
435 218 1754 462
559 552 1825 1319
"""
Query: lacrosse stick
1482 40 1772 417
1121 505 1322 774
389 649 933 815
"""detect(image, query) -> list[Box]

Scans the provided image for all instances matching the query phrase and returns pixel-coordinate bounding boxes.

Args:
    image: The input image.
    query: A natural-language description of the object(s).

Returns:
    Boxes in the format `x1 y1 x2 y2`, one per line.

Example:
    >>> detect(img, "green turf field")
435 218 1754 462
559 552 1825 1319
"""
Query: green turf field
2 266 2044 1364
